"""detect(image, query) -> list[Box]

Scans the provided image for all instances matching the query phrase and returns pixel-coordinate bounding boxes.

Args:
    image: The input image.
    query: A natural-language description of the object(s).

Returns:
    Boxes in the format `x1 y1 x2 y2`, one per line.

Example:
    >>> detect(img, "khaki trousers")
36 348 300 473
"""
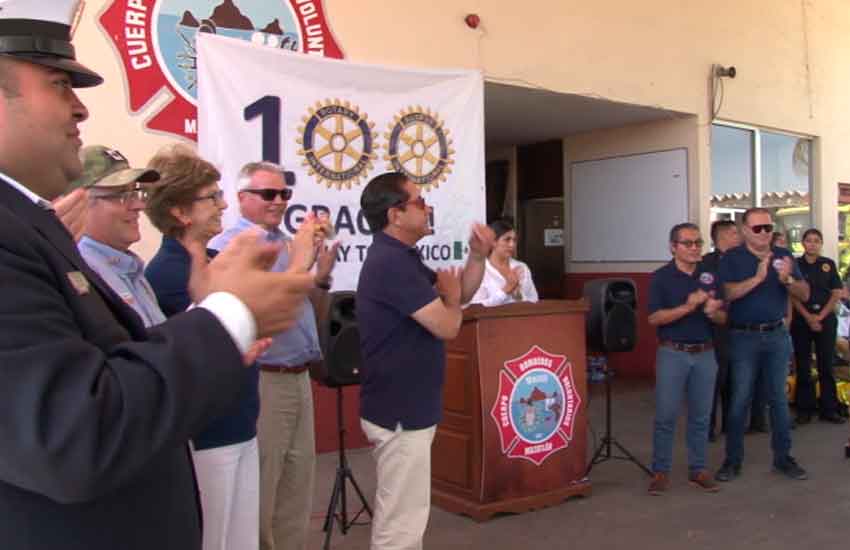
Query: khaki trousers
360 419 436 550
258 370 315 550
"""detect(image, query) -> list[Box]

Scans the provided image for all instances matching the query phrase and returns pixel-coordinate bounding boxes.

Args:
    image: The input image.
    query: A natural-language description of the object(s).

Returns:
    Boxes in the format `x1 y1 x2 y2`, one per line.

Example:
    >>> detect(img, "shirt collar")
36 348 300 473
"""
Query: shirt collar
374 230 418 254
235 216 288 242
0 170 54 210
79 235 145 279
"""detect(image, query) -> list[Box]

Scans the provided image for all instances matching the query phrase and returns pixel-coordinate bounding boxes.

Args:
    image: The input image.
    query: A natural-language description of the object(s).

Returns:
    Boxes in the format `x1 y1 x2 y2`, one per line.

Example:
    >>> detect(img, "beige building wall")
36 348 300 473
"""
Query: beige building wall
71 0 850 262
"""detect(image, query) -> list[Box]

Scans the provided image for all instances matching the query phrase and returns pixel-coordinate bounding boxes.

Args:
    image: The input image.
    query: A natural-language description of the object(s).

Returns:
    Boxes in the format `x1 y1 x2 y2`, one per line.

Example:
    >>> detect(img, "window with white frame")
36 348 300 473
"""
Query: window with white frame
710 122 812 255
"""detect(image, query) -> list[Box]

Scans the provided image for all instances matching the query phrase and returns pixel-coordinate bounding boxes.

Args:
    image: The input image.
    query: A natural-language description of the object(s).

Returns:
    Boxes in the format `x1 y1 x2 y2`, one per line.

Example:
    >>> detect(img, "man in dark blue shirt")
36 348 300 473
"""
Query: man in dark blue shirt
647 223 725 495
702 220 740 441
716 208 810 482
357 172 493 550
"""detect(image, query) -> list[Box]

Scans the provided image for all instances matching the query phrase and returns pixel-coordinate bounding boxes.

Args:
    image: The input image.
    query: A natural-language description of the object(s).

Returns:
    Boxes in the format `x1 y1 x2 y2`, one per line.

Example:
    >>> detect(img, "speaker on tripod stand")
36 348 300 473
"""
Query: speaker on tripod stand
311 291 373 550
582 278 651 476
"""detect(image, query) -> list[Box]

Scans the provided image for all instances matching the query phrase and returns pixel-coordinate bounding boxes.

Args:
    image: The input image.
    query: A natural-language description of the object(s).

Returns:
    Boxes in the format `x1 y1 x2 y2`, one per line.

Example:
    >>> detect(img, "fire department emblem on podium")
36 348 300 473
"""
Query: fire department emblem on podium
490 346 582 466
99 0 344 140
384 106 454 190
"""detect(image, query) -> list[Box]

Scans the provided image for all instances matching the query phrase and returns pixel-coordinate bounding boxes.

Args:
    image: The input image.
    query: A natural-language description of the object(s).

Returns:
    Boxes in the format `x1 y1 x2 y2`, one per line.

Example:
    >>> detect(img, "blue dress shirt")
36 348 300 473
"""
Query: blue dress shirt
78 236 166 327
208 217 322 368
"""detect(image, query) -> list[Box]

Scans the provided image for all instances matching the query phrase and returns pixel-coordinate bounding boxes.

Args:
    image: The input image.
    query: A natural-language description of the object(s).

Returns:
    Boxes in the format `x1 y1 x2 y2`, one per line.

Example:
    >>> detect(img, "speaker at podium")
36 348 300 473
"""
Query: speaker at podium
312 291 362 388
582 278 637 353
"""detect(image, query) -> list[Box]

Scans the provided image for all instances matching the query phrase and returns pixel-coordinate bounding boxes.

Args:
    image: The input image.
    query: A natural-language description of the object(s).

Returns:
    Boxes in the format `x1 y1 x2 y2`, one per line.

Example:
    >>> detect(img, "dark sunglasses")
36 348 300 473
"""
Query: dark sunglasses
241 188 293 201
394 196 427 210
676 239 704 249
749 223 774 234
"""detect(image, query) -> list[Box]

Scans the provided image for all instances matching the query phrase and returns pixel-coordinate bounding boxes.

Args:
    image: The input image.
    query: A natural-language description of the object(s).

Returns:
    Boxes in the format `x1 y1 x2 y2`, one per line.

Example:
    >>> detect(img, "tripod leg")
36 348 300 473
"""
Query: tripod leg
585 438 608 476
612 439 652 476
323 467 344 533
339 467 349 534
344 467 374 517
322 470 345 550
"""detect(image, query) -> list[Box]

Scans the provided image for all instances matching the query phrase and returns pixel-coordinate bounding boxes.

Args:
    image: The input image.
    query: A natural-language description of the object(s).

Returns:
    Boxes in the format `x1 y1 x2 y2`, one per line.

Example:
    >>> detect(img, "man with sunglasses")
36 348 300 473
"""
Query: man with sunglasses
72 146 165 326
647 223 725 495
210 161 338 550
716 208 810 482
357 172 494 550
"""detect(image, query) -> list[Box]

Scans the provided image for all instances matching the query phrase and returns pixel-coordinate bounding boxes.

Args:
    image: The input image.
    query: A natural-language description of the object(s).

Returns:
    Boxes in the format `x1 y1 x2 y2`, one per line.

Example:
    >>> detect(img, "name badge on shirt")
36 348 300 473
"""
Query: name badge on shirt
67 271 90 295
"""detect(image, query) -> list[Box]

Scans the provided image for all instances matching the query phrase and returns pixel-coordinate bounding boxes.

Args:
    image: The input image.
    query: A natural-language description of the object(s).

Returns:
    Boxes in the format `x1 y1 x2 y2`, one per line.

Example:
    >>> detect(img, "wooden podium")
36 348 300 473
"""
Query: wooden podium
431 300 592 521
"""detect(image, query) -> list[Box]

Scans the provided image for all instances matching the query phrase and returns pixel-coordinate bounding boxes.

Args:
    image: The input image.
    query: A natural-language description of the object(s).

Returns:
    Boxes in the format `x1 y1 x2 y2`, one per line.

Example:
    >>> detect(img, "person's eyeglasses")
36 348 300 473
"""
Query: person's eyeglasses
676 239 704 248
749 223 774 234
92 188 149 205
241 188 292 201
394 196 427 210
194 190 225 204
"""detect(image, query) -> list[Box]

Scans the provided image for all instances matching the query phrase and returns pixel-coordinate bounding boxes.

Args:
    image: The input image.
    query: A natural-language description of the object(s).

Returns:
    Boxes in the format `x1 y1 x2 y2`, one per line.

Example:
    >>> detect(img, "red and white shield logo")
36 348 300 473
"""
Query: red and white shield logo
489 345 582 466
99 0 344 140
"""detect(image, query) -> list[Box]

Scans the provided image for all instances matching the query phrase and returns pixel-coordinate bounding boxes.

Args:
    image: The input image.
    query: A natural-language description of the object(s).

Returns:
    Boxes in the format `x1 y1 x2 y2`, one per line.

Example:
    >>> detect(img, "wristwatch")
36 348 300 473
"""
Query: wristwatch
315 276 332 290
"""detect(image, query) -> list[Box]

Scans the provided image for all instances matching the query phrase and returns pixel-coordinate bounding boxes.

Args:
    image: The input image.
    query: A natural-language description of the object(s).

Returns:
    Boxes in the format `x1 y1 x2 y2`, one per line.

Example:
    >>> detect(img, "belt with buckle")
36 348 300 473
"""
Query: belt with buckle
258 363 310 374
660 341 714 353
730 319 784 332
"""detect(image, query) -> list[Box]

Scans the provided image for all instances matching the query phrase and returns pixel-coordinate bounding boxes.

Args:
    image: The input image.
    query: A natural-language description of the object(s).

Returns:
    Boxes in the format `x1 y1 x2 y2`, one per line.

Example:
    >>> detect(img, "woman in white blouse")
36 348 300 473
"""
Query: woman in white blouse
469 218 539 306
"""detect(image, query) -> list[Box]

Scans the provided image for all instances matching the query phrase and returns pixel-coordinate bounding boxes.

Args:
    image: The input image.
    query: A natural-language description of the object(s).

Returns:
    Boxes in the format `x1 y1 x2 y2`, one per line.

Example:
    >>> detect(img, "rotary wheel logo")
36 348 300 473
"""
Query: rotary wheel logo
384 106 455 190
296 99 378 189
490 346 582 466
99 0 344 141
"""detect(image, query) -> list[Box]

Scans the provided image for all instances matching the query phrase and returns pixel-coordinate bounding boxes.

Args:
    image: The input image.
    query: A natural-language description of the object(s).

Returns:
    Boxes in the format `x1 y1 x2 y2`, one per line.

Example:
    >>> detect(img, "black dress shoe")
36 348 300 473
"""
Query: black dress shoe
819 413 847 424
796 413 813 425
773 456 808 480
715 461 741 482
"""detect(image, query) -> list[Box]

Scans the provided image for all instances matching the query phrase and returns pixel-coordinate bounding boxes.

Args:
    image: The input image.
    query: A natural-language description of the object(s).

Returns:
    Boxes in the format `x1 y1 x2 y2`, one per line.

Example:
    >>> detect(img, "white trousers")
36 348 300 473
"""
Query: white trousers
192 437 260 550
360 419 437 550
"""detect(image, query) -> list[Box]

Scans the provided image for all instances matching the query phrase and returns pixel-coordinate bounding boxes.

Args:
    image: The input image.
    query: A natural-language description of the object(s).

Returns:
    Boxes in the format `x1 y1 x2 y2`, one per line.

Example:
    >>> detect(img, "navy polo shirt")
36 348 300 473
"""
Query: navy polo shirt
797 255 841 314
357 231 443 430
718 245 802 324
648 260 720 343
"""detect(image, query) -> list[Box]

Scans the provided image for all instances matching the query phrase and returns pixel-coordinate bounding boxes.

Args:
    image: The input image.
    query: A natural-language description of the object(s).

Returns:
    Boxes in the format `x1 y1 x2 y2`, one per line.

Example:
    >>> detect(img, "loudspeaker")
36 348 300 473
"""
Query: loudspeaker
312 291 362 387
583 278 637 353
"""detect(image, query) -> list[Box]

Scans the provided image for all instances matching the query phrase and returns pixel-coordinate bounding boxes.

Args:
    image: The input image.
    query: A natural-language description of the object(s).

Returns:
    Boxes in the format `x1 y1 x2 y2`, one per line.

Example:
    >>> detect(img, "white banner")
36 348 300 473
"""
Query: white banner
197 34 485 290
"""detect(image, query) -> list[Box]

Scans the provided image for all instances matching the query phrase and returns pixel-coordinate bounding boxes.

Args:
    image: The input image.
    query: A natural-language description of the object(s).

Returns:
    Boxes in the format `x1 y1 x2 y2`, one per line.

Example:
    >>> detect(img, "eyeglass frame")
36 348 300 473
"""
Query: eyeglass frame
674 239 705 249
393 195 427 210
193 189 225 204
90 187 149 205
240 188 293 201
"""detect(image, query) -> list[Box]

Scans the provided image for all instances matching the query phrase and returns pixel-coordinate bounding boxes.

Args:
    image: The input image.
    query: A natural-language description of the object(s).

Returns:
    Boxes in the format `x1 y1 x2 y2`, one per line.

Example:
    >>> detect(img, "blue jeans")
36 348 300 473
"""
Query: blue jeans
724 327 793 466
652 347 718 473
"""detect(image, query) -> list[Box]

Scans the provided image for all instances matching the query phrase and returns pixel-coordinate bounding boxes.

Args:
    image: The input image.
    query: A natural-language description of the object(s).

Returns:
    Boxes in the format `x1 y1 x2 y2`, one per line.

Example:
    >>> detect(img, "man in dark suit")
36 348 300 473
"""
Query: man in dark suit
0 3 315 549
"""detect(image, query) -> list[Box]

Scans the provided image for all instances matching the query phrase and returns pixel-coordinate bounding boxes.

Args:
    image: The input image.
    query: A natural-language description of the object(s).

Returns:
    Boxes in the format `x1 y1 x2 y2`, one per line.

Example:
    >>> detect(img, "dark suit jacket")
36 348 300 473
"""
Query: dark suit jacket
0 180 245 549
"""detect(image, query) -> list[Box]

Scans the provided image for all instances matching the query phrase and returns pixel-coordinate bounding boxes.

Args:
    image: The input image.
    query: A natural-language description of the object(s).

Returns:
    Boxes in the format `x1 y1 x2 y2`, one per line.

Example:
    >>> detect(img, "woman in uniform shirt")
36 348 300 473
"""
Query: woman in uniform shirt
790 228 846 424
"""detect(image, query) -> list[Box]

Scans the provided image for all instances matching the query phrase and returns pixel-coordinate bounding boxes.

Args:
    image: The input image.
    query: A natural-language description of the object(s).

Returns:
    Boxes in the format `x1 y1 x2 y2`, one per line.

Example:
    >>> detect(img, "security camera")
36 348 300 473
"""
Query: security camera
715 65 736 78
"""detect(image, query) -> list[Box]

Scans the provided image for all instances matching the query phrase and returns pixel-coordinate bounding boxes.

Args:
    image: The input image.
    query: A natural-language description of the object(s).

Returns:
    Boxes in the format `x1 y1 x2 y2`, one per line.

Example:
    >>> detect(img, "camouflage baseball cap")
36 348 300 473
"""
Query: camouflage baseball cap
70 146 160 190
